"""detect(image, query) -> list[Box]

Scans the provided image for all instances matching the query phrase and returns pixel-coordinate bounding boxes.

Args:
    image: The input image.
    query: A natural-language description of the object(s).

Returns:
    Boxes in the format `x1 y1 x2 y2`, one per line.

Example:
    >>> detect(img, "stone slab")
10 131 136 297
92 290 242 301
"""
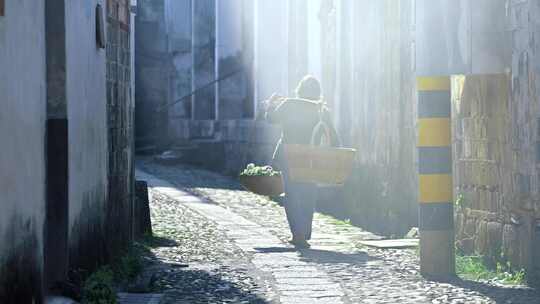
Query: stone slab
359 239 419 249
117 293 163 304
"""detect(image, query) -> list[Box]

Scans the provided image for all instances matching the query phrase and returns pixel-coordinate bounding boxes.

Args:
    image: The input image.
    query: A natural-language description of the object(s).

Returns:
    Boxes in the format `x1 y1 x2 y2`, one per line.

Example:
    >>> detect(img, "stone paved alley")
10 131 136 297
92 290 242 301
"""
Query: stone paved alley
135 159 540 304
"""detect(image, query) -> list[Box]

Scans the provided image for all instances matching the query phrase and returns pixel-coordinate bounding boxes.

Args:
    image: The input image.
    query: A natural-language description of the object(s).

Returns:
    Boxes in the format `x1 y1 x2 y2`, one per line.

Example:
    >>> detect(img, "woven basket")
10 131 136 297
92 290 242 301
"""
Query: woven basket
284 120 356 185
284 145 356 185
239 174 284 196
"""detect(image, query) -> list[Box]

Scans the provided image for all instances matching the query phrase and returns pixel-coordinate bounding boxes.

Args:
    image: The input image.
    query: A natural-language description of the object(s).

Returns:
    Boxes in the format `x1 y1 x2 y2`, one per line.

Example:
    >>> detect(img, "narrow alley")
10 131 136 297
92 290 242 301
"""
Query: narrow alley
3 0 540 303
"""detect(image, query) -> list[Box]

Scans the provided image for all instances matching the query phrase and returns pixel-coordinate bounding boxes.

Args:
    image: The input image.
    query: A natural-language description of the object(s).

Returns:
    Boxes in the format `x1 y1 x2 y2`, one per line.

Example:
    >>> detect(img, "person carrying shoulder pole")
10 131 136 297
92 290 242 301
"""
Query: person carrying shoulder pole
262 75 340 249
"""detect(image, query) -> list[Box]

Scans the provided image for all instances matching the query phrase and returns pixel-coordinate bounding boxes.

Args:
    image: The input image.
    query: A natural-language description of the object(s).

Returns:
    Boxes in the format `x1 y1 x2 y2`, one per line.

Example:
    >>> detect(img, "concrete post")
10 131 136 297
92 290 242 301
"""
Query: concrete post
417 76 455 277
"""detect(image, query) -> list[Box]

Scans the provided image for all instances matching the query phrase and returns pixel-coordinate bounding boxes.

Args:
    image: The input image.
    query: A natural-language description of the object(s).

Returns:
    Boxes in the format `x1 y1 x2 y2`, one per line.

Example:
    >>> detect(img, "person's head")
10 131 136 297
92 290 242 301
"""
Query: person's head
295 75 322 101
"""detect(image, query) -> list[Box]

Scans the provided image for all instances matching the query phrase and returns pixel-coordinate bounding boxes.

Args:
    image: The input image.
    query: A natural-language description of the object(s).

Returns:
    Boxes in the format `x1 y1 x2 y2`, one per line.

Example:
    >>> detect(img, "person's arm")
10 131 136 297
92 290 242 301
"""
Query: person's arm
264 94 286 124
321 108 342 147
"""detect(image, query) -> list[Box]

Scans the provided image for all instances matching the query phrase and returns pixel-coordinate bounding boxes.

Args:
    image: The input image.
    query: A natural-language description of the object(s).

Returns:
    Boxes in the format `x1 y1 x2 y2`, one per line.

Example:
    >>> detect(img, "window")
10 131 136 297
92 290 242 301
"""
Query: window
96 4 106 49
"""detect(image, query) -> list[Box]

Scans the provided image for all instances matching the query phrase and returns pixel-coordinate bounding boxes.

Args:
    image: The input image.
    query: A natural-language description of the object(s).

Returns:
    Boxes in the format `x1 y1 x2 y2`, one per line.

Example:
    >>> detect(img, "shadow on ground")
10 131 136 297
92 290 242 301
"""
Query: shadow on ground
140 235 179 248
136 236 270 304
137 158 245 191
254 246 377 265
440 277 540 303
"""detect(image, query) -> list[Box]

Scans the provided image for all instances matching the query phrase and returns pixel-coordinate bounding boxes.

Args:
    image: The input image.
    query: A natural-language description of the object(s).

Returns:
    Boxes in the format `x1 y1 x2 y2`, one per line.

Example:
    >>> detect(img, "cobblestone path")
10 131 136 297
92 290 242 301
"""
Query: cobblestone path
137 159 540 304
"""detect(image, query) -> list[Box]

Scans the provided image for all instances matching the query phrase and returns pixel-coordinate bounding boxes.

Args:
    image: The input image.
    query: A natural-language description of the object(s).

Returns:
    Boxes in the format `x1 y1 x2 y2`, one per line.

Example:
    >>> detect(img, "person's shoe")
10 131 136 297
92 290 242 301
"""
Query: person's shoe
288 238 311 249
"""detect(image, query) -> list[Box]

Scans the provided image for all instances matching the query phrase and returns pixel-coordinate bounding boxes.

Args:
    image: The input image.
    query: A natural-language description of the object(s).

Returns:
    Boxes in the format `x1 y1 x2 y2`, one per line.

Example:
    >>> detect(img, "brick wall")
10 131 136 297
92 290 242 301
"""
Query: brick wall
453 74 512 260
106 0 134 257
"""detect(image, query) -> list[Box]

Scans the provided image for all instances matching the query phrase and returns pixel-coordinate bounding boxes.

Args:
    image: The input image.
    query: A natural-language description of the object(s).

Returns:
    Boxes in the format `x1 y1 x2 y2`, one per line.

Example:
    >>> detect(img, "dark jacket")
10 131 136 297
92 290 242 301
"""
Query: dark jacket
266 98 341 167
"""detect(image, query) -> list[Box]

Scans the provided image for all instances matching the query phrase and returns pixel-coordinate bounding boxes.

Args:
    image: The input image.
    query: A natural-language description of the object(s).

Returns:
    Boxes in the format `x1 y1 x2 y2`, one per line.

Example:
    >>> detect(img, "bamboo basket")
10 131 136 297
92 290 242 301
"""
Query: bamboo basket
284 121 356 185
239 174 284 196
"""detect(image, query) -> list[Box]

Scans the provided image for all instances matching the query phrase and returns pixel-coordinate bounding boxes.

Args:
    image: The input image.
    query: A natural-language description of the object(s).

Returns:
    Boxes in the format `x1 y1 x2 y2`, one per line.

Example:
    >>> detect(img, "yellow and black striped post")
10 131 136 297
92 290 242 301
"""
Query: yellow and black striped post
417 76 455 277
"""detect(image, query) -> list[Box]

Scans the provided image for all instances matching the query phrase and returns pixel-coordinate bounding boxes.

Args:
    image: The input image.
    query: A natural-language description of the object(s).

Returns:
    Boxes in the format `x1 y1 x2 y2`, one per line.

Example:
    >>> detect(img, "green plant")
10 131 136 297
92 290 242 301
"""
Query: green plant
113 251 142 283
240 163 281 177
455 193 466 208
495 261 527 285
81 267 117 304
456 254 526 285
456 255 491 281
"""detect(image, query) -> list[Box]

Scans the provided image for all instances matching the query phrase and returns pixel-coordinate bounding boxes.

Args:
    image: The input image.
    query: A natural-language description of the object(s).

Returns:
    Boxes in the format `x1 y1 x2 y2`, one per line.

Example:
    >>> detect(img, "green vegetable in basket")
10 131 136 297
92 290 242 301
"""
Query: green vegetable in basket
240 163 281 177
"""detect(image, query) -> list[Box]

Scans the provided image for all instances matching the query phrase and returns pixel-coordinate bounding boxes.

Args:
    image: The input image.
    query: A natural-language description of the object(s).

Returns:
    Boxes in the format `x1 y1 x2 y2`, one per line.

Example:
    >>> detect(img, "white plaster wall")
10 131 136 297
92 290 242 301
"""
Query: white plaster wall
416 0 510 75
217 0 242 59
306 0 322 80
0 0 46 267
65 0 108 230
131 0 137 111
165 0 192 118
255 0 289 100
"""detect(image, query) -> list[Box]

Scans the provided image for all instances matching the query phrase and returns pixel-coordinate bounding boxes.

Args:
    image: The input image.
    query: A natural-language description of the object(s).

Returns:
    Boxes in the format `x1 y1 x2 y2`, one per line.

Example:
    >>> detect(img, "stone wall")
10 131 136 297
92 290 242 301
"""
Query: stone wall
511 0 540 280
453 75 513 261
0 1 47 301
106 0 135 260
415 0 510 76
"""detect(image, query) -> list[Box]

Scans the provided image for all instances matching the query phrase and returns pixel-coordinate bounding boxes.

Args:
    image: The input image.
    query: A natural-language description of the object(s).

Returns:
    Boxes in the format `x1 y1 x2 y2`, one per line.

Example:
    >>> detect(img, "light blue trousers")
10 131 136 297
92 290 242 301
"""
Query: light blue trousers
277 148 317 240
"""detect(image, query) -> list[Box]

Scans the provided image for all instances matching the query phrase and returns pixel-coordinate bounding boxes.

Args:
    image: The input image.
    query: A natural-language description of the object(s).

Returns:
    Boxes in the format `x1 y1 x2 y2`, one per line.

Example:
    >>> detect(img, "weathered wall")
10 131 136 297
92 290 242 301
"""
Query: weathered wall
0 1 135 299
138 0 256 144
320 0 417 235
192 0 216 120
106 0 134 259
166 0 192 122
255 0 289 101
65 0 110 268
135 0 169 147
416 0 510 75
216 0 253 120
219 120 281 175
0 1 46 301
453 75 513 261
454 0 540 280
510 0 540 280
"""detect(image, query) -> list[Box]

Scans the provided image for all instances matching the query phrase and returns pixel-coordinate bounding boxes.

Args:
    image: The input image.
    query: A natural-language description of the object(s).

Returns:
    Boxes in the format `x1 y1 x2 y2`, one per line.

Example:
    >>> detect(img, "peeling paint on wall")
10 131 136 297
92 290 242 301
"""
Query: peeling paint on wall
0 217 43 304
69 188 108 271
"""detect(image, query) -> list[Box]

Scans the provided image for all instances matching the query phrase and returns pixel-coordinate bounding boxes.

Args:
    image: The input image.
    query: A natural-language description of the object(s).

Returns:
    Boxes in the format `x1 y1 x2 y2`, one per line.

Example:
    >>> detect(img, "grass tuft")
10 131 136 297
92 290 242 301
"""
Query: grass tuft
80 248 144 304
81 267 117 304
456 254 526 285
